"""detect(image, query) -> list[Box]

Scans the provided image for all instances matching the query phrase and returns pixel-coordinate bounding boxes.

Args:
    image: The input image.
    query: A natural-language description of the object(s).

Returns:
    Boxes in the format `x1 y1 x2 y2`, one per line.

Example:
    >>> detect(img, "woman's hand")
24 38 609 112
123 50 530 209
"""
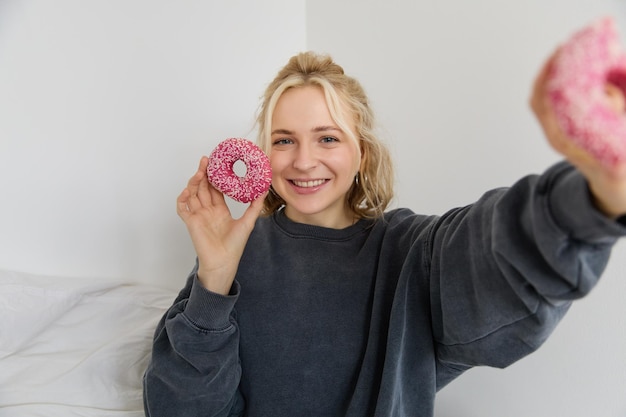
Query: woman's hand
177 156 267 295
530 49 626 219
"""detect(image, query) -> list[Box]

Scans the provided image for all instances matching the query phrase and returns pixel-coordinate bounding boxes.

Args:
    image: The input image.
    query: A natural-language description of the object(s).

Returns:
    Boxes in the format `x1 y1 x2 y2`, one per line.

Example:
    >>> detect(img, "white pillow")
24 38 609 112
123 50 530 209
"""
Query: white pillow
0 269 176 417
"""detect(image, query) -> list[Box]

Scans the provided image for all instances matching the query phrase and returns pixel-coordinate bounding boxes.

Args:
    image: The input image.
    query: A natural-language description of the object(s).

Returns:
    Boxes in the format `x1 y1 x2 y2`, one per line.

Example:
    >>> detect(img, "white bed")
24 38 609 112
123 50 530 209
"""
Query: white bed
0 269 176 417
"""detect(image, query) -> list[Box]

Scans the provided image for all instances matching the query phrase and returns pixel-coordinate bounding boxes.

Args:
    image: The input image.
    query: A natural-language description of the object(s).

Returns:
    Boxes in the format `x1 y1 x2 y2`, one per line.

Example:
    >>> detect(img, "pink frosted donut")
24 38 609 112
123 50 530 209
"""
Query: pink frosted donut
207 138 272 203
547 16 626 166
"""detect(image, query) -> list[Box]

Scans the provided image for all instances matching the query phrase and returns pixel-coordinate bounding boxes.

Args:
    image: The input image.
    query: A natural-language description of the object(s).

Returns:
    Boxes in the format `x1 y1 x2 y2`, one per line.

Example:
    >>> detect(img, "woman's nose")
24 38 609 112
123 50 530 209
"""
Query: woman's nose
292 143 317 170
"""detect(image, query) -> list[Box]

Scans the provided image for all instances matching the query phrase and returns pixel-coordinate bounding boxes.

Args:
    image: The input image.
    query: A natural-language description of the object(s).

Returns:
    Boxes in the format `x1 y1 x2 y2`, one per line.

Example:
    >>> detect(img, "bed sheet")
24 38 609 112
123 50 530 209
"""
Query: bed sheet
0 269 177 417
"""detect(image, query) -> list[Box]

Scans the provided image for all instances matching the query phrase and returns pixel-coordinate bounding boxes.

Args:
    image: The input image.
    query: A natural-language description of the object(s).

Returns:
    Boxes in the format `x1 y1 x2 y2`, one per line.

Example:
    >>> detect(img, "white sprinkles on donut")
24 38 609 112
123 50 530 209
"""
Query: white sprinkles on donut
207 138 272 203
547 16 626 166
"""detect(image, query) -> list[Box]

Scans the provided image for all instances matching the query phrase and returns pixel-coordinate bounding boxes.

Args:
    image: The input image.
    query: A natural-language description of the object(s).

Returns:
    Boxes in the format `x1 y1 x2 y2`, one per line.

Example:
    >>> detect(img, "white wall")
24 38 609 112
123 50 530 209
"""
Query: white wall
0 1 306 290
306 1 626 416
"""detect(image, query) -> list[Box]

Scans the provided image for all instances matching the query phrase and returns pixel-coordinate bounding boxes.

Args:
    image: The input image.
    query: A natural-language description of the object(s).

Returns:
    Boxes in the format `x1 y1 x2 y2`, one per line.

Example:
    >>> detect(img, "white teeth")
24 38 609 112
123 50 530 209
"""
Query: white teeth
292 179 325 188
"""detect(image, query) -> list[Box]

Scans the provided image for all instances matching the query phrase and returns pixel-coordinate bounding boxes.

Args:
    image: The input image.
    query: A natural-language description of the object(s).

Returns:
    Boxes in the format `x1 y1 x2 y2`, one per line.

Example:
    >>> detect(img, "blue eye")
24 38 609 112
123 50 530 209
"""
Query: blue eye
321 136 338 143
273 138 293 145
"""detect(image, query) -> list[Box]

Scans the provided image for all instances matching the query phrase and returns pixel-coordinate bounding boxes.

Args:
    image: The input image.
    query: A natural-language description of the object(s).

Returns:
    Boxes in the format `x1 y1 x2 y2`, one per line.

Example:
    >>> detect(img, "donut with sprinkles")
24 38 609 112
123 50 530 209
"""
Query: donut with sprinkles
207 138 272 203
547 16 626 166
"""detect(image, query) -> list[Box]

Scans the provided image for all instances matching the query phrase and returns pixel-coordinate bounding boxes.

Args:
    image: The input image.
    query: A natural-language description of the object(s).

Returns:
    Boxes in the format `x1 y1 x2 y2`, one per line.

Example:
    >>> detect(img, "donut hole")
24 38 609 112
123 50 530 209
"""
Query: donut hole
605 69 626 113
232 159 248 178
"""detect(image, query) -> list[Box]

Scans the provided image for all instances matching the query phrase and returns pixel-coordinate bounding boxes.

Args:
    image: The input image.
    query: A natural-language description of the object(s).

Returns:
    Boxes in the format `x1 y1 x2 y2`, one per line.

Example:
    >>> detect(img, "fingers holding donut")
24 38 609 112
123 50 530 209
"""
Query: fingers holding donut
240 189 269 229
177 158 206 218
176 158 230 231
187 156 212 208
530 49 558 140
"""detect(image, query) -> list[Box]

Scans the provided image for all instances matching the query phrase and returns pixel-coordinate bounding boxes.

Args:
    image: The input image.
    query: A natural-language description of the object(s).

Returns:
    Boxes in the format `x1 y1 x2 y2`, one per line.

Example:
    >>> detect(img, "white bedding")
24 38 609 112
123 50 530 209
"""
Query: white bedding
0 269 176 417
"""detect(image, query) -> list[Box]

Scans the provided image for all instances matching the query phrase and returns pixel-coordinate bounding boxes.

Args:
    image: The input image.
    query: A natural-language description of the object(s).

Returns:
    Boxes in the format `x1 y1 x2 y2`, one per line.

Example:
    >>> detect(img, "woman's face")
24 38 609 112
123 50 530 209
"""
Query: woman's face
270 85 361 229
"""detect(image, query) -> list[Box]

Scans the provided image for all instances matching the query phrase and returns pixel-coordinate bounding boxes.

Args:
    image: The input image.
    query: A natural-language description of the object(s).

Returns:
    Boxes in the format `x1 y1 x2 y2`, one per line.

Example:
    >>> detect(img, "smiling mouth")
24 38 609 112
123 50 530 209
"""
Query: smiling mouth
291 179 327 188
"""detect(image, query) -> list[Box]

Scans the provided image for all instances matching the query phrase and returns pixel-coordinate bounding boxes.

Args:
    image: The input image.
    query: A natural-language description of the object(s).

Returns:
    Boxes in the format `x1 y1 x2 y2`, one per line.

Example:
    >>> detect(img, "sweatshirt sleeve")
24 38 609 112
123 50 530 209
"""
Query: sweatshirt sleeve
143 262 245 417
431 161 626 383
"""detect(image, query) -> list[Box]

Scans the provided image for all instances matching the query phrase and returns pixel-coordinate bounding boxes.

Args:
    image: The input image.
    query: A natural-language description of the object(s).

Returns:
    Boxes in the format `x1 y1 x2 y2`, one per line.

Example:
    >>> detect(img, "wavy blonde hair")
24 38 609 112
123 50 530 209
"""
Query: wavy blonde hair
256 51 394 219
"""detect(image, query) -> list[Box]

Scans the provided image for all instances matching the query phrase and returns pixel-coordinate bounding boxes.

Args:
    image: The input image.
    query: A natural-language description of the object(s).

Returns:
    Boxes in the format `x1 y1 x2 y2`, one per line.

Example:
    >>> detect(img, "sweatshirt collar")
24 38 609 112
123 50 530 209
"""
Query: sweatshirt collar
272 208 371 241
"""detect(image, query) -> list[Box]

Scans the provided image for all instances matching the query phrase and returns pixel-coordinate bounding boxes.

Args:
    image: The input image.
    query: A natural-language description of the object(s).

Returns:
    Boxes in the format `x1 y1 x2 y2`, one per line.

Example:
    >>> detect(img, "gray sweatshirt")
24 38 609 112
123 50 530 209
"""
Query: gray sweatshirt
143 161 625 417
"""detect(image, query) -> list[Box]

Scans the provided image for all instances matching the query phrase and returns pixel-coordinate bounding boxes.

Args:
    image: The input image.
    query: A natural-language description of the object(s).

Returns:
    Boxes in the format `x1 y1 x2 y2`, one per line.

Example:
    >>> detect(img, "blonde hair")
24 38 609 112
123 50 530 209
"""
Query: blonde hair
257 51 394 219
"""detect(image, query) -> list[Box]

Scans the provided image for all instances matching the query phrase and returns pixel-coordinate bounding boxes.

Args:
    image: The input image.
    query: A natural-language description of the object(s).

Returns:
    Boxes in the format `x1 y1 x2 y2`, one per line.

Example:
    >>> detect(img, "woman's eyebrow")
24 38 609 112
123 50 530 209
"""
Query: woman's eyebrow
312 125 342 133
271 126 342 136
271 128 294 135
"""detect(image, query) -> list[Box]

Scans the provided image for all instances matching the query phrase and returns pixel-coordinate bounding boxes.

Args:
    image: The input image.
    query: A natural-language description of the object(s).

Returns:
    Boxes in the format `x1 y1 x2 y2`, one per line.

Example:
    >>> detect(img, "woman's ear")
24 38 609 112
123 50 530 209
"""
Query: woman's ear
358 139 367 170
